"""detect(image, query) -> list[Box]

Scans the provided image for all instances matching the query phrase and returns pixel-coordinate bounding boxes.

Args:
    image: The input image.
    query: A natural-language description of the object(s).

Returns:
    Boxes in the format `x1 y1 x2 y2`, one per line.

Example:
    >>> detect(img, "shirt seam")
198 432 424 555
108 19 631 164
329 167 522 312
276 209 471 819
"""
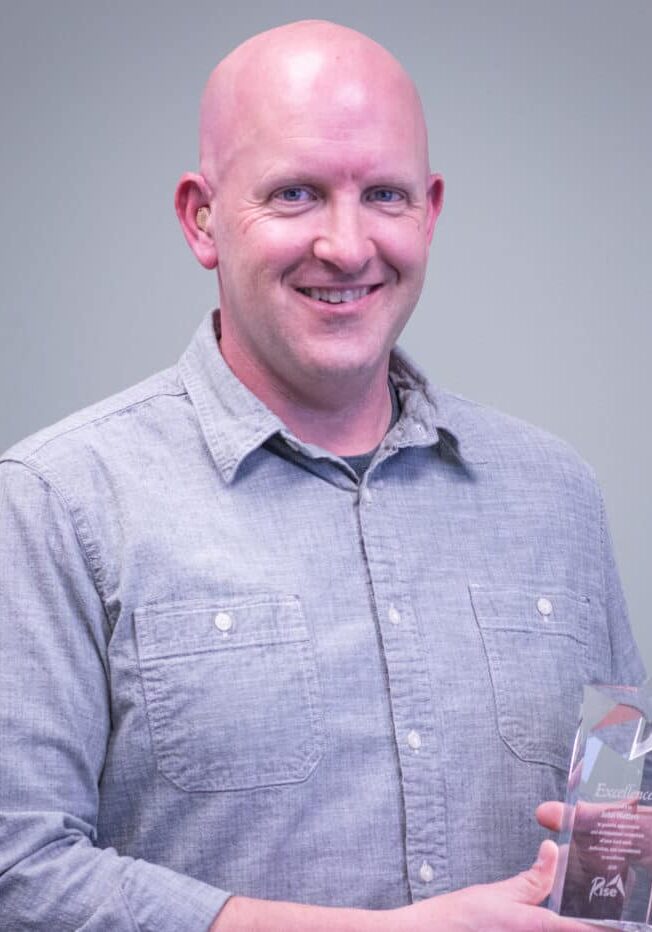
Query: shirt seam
597 482 616 679
118 883 140 931
0 457 113 652
11 386 188 462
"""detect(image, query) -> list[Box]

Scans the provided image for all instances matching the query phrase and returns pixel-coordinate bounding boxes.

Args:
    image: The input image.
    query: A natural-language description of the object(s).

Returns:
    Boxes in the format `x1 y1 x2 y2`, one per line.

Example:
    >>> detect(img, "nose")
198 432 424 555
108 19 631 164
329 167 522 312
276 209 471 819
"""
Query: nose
312 201 375 274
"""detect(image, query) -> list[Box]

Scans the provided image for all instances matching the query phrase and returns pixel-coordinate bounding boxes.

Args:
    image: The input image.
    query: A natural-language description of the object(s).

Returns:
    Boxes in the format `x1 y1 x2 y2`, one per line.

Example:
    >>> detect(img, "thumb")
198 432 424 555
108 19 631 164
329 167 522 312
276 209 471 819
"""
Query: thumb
536 800 564 832
497 840 559 906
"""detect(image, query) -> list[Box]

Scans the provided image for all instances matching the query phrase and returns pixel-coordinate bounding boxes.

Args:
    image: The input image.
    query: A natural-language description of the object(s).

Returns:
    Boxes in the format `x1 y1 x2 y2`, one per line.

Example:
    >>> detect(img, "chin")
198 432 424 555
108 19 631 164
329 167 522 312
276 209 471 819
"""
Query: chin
300 349 386 383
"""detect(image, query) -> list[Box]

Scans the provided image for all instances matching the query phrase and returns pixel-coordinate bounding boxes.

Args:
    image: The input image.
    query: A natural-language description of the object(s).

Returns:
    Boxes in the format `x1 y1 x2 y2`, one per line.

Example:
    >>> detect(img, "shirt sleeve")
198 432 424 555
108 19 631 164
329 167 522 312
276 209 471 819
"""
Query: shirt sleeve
599 490 647 684
0 460 231 931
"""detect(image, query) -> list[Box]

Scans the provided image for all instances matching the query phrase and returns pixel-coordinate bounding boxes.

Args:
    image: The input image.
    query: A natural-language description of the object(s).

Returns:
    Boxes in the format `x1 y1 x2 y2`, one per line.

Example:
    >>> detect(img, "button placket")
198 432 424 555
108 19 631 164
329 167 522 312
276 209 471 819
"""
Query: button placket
356 499 451 898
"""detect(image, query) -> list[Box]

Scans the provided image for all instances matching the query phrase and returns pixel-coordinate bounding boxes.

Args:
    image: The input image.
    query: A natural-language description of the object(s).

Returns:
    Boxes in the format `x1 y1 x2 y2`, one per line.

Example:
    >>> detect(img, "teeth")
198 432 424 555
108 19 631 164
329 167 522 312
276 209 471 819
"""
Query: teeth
299 286 372 304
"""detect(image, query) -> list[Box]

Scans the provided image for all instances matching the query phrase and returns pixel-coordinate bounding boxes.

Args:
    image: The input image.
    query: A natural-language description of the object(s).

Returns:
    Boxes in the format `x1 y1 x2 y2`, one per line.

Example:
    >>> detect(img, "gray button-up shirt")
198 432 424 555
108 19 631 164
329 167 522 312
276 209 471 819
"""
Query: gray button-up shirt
0 311 645 930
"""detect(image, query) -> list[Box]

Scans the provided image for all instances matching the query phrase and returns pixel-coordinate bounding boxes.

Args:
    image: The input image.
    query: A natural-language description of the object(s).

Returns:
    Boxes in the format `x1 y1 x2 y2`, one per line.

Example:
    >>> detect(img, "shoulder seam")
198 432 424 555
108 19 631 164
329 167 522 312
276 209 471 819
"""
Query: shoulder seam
15 386 187 464
0 458 112 651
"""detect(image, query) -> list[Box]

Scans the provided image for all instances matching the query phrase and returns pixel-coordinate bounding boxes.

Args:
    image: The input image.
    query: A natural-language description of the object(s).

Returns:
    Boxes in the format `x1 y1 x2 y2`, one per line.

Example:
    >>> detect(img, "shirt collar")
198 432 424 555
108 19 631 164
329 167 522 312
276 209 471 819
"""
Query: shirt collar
388 344 485 465
178 310 484 484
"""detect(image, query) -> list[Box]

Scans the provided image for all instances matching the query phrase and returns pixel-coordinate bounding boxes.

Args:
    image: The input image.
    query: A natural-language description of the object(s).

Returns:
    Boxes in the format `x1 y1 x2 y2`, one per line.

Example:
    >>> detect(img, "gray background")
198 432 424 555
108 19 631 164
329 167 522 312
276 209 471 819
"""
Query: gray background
1 2 650 664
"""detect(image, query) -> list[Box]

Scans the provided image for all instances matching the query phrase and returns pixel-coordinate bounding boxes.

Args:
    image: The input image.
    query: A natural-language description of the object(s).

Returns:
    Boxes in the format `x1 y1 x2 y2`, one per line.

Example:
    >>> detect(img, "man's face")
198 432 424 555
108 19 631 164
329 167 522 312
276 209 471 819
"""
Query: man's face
204 59 442 399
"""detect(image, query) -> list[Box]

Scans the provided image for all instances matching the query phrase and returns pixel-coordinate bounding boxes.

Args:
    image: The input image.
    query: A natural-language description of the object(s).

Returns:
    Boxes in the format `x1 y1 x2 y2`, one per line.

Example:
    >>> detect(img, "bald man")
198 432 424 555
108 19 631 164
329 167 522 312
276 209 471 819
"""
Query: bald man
0 20 642 931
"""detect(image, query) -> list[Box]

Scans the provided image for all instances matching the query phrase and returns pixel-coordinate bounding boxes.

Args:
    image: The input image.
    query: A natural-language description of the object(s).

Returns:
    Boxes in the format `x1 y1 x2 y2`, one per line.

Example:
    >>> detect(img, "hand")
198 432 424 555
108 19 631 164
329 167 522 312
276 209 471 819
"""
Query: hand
390 840 594 931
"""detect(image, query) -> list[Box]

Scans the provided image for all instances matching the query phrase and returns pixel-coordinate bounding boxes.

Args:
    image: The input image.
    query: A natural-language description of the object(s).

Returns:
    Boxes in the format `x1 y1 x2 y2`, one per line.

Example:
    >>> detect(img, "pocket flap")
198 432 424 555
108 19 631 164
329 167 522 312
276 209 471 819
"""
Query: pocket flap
135 595 307 660
470 584 590 644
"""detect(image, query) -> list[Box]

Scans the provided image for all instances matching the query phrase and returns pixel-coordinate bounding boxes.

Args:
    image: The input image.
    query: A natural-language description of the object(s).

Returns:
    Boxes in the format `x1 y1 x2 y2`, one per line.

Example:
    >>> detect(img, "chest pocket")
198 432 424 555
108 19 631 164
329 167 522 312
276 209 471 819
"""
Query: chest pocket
470 584 609 772
134 595 324 792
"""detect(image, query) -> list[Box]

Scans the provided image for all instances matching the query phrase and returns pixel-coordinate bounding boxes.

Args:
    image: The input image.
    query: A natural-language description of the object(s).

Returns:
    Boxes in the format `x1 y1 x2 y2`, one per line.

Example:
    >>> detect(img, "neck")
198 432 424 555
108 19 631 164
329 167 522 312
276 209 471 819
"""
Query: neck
218 331 393 456
270 379 393 456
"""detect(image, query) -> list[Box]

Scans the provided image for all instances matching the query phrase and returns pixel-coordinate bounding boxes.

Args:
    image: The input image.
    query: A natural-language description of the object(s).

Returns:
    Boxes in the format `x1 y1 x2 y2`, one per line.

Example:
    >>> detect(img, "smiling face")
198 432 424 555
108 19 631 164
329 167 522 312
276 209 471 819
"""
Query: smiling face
178 23 443 409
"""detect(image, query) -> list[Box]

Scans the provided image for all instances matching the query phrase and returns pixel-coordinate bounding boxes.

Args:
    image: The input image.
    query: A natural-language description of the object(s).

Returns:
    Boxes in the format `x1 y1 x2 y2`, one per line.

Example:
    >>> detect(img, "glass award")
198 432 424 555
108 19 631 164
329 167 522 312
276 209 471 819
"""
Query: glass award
549 681 652 929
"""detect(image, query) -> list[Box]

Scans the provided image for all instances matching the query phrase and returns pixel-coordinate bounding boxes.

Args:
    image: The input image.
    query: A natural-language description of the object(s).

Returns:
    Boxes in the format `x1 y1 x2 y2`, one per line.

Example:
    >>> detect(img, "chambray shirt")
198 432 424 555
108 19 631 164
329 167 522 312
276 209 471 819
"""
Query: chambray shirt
0 311 645 931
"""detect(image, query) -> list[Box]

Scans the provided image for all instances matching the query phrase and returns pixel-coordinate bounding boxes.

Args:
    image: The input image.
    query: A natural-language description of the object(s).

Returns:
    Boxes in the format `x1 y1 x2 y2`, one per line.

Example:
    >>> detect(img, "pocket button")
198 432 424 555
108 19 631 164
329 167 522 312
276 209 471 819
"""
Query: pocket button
536 597 553 617
214 612 233 632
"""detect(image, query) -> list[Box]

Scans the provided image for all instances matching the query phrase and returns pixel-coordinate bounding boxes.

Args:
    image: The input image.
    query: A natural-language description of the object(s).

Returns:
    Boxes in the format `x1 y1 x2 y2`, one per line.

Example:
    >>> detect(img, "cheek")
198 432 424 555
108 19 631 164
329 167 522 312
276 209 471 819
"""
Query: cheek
255 221 313 267
383 237 429 276
375 218 431 271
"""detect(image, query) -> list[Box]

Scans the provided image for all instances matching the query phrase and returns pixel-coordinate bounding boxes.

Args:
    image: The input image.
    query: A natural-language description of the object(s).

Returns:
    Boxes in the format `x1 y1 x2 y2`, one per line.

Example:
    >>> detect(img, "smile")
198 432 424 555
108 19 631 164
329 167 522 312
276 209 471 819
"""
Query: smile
296 286 377 305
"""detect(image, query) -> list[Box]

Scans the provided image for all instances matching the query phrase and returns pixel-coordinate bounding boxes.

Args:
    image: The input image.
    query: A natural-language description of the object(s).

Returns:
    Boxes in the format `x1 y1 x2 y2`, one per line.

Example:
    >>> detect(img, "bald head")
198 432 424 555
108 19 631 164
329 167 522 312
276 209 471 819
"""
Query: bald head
199 20 430 189
175 18 444 425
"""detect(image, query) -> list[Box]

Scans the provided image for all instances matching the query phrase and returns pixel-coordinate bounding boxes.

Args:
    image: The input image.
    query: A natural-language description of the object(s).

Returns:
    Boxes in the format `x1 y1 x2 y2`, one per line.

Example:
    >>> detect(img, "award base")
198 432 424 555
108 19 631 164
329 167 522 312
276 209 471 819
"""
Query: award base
549 682 652 929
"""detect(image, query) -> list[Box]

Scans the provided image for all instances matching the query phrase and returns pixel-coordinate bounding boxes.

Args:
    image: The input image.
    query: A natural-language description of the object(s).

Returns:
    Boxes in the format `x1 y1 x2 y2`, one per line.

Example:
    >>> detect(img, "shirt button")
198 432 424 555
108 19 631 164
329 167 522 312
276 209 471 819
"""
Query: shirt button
388 605 401 625
536 597 553 617
407 729 422 751
419 861 435 883
414 424 425 437
214 612 233 632
361 487 372 504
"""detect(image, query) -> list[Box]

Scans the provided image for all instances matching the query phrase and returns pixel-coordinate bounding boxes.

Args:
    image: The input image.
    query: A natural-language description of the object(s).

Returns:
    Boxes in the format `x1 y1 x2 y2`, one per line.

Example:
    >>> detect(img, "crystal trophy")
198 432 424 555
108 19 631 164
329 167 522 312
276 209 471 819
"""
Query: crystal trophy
549 681 652 929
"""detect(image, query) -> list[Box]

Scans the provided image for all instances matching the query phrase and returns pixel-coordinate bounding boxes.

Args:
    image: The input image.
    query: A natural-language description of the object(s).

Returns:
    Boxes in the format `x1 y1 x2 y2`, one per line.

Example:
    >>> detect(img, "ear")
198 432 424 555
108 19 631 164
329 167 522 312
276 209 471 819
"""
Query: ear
425 173 445 244
174 172 218 270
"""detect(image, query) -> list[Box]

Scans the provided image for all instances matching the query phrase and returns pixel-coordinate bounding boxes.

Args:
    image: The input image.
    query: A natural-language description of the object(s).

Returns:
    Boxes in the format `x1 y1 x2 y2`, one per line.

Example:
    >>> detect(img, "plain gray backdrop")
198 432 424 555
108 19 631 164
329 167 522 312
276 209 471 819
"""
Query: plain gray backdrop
1 1 650 665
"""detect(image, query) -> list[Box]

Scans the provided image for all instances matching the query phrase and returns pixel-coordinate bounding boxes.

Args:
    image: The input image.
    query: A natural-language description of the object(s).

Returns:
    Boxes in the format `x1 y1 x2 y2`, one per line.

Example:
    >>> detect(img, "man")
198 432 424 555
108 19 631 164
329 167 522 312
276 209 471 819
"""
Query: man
0 20 643 931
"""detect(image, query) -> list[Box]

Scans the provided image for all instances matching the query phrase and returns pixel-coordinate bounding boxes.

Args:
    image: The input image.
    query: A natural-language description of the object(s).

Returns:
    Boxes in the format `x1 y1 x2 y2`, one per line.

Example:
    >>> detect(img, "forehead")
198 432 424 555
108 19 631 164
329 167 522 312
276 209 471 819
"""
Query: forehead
219 80 427 187
245 139 421 197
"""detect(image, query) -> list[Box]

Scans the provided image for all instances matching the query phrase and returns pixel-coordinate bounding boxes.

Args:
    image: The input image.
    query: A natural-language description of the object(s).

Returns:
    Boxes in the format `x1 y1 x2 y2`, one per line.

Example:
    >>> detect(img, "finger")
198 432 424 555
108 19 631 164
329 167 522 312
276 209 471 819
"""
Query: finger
496 839 559 905
547 916 597 931
542 917 596 931
536 801 564 832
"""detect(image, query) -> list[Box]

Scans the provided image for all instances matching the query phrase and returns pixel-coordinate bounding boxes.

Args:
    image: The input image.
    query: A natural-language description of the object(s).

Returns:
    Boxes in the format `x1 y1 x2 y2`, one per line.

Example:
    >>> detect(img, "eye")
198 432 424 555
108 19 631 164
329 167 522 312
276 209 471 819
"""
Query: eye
366 188 405 204
274 186 316 204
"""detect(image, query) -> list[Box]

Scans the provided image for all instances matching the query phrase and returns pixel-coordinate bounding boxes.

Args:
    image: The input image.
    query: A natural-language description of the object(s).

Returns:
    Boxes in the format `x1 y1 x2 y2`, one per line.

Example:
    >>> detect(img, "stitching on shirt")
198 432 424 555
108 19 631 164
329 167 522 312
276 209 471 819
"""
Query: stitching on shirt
598 484 616 678
16 385 188 462
0 474 7 521
118 884 140 931
0 458 113 656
